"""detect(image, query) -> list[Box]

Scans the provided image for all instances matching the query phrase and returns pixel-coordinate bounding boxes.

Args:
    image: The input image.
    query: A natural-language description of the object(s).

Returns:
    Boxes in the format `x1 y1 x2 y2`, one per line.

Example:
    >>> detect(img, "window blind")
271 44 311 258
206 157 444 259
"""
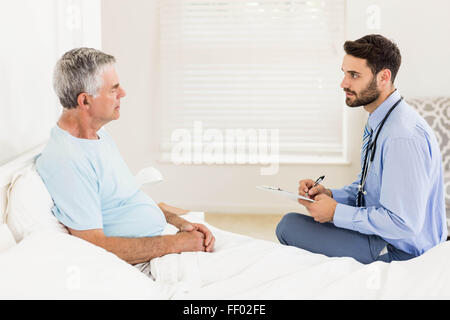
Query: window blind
158 0 347 164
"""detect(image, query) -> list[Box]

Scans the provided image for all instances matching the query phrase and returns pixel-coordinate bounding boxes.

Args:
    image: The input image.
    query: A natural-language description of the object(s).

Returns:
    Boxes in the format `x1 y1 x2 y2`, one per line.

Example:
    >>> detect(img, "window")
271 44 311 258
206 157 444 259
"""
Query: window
0 0 101 166
158 0 347 165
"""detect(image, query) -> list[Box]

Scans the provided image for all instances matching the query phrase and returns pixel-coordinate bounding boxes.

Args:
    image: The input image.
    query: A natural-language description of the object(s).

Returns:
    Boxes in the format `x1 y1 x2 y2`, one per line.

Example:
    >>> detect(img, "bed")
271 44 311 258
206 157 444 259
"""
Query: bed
1 143 450 300
0 97 449 300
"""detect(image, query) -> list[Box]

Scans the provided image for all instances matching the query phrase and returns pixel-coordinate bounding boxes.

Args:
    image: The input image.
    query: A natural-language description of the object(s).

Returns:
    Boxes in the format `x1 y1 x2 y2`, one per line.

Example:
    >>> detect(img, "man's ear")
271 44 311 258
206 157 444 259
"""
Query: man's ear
77 93 89 110
378 69 392 86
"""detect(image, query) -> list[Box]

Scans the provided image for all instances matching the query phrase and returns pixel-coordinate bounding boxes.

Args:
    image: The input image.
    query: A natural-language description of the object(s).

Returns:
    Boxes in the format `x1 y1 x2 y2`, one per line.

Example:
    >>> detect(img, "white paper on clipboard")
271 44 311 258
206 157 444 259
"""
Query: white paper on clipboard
256 185 315 203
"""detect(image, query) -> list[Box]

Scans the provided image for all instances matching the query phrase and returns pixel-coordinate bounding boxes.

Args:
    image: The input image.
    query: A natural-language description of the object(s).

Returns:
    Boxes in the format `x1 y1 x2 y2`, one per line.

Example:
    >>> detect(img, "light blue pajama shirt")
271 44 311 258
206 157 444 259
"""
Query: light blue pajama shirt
36 125 167 238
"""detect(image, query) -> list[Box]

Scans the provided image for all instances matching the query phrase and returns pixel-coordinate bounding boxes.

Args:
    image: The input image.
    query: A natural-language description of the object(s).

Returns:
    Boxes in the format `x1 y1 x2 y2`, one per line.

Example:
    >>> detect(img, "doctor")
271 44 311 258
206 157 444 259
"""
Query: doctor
276 34 447 264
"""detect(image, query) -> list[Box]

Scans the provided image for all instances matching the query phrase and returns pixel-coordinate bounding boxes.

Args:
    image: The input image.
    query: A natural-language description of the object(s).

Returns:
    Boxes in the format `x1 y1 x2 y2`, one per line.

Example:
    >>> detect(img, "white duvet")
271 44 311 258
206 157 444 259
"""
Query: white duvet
152 215 450 300
0 231 162 299
1 213 450 299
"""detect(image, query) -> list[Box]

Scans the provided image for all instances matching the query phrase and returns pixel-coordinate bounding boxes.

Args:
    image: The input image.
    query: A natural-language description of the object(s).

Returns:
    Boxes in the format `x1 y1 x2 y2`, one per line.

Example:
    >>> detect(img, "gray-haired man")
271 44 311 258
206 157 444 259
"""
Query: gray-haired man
36 48 215 272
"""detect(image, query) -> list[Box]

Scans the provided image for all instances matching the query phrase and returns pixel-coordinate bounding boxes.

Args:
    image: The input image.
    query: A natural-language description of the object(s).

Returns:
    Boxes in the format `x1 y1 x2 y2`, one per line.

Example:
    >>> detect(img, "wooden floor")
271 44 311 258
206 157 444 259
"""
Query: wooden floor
204 213 284 243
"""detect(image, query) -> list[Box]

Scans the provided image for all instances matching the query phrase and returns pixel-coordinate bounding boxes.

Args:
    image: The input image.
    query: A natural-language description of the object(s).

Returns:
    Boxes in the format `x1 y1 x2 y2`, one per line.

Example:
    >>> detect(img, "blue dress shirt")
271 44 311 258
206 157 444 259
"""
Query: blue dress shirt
331 90 447 256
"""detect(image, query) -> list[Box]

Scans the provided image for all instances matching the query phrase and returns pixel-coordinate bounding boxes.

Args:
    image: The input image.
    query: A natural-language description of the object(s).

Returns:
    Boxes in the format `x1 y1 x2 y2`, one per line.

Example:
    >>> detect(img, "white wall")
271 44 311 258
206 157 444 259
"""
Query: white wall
346 0 450 97
0 0 102 166
0 1 59 166
101 0 450 214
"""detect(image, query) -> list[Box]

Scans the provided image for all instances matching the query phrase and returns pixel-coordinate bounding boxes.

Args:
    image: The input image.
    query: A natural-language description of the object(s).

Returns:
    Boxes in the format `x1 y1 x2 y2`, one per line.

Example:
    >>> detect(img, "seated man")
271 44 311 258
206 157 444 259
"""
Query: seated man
276 34 447 264
36 48 215 272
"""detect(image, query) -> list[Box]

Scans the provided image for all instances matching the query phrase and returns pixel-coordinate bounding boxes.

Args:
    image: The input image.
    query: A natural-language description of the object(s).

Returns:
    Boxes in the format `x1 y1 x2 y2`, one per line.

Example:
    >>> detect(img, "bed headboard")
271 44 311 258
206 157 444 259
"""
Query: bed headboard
0 144 46 222
406 97 450 231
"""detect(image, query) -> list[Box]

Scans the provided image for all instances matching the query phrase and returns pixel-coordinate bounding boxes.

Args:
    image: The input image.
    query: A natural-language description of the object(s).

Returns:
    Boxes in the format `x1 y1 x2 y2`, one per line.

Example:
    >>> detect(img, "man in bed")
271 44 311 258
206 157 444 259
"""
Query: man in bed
276 34 447 264
36 48 215 272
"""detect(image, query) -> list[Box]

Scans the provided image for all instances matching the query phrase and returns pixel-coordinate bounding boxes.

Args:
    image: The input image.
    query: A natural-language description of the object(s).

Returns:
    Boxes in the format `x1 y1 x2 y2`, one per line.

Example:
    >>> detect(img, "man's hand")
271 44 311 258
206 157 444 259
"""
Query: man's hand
172 230 207 253
299 179 333 199
158 202 215 252
179 223 215 252
298 193 338 223
174 224 215 253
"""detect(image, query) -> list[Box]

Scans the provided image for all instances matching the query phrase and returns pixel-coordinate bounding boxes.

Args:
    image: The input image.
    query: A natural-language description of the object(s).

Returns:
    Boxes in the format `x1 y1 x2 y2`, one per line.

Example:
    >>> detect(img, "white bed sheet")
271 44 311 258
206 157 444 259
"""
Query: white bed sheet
151 215 450 300
0 231 163 299
1 212 450 299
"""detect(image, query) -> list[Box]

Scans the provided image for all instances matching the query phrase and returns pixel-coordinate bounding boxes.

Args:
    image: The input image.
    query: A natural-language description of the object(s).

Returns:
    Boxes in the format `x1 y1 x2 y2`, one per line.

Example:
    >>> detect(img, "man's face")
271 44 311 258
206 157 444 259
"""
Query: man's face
340 54 380 107
88 66 126 123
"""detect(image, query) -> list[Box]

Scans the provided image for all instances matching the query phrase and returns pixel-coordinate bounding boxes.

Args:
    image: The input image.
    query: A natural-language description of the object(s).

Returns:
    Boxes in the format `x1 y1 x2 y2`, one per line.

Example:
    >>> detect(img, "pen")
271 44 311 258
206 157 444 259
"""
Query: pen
305 175 325 197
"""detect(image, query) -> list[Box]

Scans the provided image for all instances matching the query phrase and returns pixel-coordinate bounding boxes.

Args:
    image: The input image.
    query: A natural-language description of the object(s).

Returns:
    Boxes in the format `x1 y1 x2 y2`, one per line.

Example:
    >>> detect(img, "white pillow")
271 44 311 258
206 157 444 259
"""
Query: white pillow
0 223 16 253
0 231 163 299
135 166 164 186
6 165 68 243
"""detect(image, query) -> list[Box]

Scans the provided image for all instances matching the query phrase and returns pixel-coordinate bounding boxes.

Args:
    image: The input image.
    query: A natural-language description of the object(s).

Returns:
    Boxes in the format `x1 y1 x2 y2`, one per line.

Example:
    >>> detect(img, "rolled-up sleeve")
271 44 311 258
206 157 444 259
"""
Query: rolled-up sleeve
333 137 430 239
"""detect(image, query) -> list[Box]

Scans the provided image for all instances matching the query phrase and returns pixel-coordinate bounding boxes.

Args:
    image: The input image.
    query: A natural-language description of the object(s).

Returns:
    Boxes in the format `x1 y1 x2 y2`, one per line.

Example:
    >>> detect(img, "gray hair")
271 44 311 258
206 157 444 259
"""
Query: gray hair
53 48 116 109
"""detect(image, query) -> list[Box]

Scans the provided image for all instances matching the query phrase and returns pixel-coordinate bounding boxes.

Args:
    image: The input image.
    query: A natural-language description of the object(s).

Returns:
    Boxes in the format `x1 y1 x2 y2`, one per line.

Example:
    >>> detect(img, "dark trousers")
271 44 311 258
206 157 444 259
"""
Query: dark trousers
276 212 416 264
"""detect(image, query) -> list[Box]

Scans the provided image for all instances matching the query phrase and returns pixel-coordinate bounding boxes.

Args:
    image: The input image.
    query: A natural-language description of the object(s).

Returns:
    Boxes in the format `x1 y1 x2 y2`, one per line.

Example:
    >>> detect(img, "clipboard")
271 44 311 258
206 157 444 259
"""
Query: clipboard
256 185 315 203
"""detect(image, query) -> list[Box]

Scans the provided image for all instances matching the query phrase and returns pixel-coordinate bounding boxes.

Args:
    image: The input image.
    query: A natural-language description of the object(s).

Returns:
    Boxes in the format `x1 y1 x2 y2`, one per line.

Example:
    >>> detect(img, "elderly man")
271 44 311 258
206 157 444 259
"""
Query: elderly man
36 48 215 273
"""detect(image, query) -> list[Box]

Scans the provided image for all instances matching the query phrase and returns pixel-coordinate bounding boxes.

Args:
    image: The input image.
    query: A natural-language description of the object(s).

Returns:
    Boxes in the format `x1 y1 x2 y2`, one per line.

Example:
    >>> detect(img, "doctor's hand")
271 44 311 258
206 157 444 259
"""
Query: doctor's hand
298 193 337 223
298 179 333 200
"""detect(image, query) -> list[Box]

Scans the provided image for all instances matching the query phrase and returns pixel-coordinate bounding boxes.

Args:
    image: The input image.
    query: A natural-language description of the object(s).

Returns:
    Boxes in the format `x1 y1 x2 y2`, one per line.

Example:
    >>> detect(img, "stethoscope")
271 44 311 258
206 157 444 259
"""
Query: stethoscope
356 97 403 207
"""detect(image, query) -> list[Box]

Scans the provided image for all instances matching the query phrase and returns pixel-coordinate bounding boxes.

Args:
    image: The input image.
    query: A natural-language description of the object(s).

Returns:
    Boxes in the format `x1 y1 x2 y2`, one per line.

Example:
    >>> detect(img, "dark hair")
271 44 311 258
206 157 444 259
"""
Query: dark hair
344 34 401 84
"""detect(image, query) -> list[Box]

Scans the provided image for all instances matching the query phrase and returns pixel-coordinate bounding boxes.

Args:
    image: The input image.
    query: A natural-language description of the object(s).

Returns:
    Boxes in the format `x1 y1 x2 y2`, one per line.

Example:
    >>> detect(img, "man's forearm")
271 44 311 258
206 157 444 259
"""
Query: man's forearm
99 234 177 265
158 202 190 230
158 202 189 216
164 212 186 229
73 203 201 264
